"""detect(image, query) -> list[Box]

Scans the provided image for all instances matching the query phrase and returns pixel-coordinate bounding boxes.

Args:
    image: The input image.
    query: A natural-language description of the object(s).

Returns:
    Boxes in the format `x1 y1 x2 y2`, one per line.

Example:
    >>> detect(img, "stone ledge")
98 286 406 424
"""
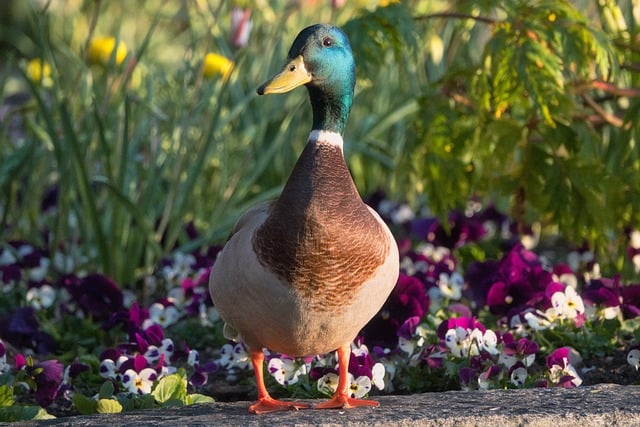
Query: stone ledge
16 383 640 427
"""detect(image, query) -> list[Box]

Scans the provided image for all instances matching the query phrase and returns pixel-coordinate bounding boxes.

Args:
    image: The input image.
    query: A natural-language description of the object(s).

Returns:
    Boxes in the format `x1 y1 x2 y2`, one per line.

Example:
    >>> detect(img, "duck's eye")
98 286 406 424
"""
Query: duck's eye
322 36 334 47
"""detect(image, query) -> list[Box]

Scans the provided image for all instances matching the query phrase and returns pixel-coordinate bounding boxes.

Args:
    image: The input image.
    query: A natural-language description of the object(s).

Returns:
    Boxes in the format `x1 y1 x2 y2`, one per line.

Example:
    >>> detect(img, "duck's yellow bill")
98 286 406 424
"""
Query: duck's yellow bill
257 55 312 95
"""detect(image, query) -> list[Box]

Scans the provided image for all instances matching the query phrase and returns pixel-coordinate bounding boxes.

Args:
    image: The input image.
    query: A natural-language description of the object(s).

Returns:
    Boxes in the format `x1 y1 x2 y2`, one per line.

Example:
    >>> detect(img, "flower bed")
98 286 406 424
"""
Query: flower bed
1 197 639 421
2 0 640 422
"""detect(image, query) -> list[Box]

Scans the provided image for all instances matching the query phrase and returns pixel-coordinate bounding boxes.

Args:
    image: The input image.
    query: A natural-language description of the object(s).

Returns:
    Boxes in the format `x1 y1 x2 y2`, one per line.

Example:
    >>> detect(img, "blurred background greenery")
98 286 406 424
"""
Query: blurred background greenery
1 0 639 286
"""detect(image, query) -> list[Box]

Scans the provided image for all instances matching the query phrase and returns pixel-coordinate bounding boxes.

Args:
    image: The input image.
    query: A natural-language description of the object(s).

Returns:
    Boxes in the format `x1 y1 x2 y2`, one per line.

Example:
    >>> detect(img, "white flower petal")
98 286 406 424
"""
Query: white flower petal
371 363 386 390
627 349 640 371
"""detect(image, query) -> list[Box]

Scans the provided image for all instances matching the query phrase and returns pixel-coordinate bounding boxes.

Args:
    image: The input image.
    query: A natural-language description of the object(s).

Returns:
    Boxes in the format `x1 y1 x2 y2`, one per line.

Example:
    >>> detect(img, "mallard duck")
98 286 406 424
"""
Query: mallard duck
209 24 399 414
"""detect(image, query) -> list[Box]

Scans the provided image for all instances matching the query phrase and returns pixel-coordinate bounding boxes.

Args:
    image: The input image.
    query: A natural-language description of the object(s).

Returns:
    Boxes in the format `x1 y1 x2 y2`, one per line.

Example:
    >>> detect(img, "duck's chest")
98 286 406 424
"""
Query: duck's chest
252 142 389 309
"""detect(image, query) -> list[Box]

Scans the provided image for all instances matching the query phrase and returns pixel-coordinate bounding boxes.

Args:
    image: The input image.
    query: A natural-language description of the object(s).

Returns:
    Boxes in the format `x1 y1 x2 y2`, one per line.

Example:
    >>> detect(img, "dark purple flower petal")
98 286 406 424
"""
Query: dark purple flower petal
189 370 207 387
33 360 63 407
361 273 428 348
546 347 570 369
7 307 39 335
15 353 26 370
310 366 336 381
62 273 124 322
458 367 476 388
143 324 164 346
67 360 89 378
545 282 566 300
397 316 420 340
133 354 148 372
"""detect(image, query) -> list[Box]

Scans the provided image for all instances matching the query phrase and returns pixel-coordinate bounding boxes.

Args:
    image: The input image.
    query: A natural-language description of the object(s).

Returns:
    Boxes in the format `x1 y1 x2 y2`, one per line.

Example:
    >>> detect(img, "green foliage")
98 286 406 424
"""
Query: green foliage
1 0 640 286
152 371 188 405
0 405 54 422
71 369 212 416
0 385 14 407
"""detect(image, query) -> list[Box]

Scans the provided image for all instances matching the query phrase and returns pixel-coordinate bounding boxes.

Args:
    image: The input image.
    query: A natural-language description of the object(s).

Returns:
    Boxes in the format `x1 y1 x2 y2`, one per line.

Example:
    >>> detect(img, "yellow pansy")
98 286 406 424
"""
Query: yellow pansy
26 58 53 87
202 53 233 80
87 37 128 66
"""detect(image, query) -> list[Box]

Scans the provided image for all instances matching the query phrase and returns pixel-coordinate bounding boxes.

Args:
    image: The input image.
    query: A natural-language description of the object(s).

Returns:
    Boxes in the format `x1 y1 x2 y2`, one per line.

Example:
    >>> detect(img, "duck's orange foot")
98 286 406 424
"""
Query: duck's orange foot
314 393 379 410
248 396 311 414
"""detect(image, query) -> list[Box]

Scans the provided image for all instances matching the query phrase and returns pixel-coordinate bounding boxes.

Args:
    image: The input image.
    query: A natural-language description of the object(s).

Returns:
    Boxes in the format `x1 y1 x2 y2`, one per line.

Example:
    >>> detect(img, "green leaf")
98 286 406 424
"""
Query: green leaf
99 381 115 400
72 393 98 415
151 372 187 404
620 318 640 340
186 393 215 405
0 405 54 421
0 385 14 407
96 398 123 414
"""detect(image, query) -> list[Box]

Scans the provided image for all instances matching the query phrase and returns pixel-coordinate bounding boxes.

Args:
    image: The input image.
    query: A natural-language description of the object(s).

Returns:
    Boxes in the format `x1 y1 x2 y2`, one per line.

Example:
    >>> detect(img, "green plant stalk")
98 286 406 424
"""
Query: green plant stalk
59 100 111 274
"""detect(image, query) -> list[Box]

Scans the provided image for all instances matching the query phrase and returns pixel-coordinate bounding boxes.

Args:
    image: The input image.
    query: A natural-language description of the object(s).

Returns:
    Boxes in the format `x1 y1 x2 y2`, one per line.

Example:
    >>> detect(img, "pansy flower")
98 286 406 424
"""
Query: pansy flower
26 284 56 310
552 263 578 290
458 367 477 391
31 359 64 407
349 375 372 398
509 361 528 386
511 309 552 332
582 280 621 320
0 307 56 354
161 252 197 286
547 282 585 321
444 327 473 358
219 342 250 369
397 316 425 357
478 364 501 390
317 372 339 395
148 302 180 328
61 273 124 322
0 340 9 374
484 247 551 315
62 359 89 385
437 272 463 300
499 334 538 369
627 348 640 370
361 273 429 349
546 347 582 387
410 211 485 250
121 368 158 395
185 349 218 387
99 355 128 380
628 230 640 273
268 356 307 386
347 342 386 389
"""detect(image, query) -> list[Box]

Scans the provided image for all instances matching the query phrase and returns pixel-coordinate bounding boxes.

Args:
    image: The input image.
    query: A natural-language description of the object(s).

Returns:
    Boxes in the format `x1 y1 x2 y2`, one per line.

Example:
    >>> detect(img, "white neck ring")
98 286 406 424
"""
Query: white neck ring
308 130 343 148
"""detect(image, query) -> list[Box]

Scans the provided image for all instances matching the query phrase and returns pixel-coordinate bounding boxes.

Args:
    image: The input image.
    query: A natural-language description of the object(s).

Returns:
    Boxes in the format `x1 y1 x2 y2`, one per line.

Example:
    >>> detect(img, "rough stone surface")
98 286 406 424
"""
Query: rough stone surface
15 383 640 426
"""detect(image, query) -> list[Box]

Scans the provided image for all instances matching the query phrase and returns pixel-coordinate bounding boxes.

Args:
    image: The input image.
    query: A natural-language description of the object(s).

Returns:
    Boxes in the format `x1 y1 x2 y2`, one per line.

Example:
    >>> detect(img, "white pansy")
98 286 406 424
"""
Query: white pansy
628 349 640 371
26 284 56 310
121 368 158 395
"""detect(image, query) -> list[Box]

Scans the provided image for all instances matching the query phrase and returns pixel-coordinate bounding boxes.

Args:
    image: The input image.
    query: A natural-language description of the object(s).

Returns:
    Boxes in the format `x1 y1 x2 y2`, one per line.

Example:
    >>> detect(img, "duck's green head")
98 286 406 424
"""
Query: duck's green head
257 24 355 135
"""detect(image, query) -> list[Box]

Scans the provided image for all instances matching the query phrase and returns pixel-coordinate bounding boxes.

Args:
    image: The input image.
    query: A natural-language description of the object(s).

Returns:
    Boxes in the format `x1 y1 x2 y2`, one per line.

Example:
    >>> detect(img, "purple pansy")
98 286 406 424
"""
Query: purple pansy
32 359 64 407
0 307 56 354
482 244 552 316
546 347 582 387
361 273 428 348
410 211 486 249
61 273 124 322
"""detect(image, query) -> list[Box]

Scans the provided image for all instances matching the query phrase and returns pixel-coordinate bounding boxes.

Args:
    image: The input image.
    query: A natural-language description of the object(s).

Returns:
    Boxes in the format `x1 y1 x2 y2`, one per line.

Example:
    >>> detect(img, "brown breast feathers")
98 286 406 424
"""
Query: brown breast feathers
253 141 389 311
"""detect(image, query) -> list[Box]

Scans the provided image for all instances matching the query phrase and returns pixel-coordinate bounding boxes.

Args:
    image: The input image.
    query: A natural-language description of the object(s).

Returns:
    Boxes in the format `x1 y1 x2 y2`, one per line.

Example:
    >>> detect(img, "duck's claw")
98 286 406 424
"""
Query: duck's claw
314 394 379 410
314 343 380 411
249 396 310 414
